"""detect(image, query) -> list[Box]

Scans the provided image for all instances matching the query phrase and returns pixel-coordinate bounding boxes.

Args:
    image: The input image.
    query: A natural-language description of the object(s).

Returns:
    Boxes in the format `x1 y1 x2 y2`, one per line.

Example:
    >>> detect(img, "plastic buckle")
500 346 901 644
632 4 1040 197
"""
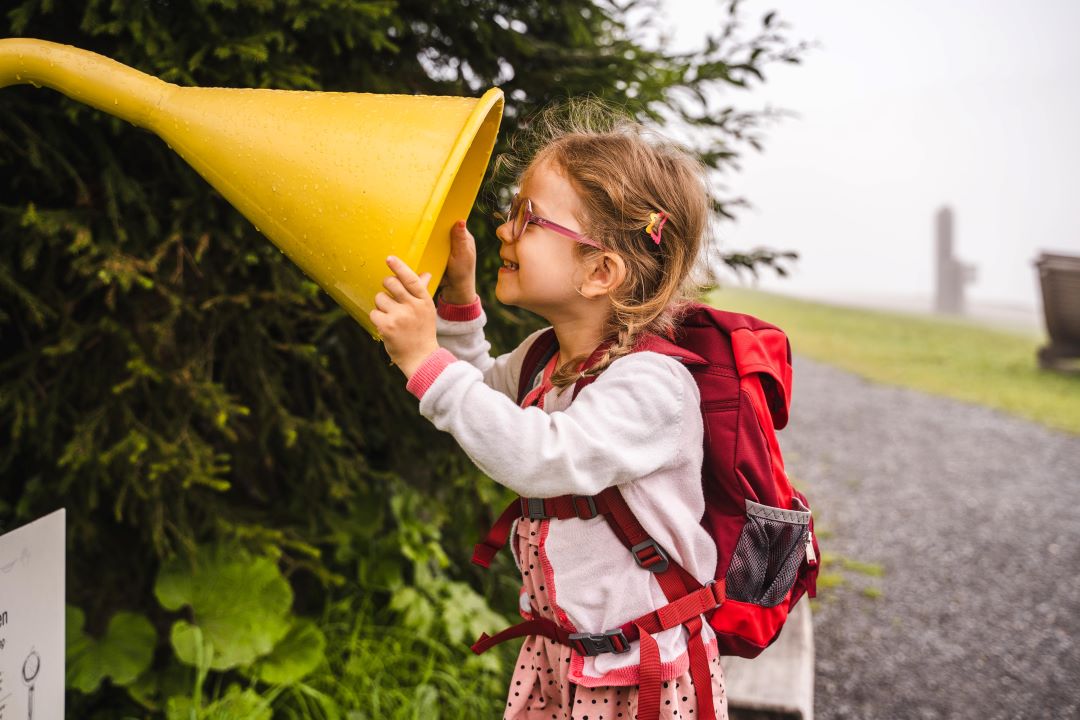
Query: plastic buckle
706 580 725 607
631 539 670 573
572 495 597 519
568 629 630 656
520 497 550 520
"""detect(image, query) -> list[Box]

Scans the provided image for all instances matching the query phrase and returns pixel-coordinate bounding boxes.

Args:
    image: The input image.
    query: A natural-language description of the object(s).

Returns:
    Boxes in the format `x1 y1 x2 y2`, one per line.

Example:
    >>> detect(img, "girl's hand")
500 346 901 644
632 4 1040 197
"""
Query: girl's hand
438 220 477 305
369 256 440 379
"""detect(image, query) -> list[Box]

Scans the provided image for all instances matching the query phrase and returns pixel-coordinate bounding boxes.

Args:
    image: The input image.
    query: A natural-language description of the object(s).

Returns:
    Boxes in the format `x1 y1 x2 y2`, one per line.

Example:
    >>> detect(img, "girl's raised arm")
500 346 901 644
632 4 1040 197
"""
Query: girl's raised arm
409 350 697 498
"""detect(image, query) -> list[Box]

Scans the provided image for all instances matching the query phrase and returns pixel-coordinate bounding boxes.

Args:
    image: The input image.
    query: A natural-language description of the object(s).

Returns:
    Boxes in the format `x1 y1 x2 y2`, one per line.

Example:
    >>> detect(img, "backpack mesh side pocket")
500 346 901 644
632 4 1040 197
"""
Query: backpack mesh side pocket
725 498 811 608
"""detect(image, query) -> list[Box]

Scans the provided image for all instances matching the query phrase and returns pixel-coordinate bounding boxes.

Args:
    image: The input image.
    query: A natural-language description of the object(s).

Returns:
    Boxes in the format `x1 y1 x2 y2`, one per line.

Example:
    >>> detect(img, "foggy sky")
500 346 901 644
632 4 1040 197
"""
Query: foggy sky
664 0 1080 311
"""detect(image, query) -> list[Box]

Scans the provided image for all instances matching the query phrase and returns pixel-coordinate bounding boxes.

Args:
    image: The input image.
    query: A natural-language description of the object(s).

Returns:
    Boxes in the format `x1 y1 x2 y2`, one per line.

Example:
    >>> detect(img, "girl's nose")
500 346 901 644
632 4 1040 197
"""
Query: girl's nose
495 220 514 245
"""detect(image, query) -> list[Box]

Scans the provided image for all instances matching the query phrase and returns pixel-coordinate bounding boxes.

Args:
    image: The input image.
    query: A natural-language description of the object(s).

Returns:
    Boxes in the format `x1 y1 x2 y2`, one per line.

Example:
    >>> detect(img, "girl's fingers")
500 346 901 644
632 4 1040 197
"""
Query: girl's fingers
373 291 394 312
383 275 408 302
452 220 470 243
451 221 476 257
386 256 427 299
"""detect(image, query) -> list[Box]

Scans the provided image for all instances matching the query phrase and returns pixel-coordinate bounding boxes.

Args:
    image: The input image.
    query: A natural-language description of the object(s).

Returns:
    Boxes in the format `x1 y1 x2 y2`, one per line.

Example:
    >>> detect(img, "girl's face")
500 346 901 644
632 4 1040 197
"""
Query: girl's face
495 159 592 319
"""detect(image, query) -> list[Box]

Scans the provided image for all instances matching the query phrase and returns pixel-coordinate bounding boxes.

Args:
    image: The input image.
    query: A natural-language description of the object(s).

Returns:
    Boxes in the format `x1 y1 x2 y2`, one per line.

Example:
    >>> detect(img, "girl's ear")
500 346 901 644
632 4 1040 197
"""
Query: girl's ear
579 252 627 299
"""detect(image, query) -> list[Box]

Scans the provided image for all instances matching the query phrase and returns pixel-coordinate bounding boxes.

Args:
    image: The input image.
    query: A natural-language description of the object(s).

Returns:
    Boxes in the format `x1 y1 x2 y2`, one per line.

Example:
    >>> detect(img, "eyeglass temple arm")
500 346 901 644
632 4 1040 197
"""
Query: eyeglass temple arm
531 216 603 249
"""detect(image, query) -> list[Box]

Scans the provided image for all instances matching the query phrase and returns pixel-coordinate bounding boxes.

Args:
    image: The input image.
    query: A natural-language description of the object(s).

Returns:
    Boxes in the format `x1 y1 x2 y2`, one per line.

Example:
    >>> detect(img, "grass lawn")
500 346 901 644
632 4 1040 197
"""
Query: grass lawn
707 287 1080 436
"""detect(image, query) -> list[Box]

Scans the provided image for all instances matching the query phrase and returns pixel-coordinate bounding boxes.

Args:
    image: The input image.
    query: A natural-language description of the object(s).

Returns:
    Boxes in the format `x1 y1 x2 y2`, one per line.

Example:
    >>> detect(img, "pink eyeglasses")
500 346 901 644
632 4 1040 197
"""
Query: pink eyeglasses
505 194 603 249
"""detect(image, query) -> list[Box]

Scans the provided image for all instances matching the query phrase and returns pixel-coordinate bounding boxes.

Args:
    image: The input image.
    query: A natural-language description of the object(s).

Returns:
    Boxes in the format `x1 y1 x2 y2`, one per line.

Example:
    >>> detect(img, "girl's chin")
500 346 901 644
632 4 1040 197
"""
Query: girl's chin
494 285 527 312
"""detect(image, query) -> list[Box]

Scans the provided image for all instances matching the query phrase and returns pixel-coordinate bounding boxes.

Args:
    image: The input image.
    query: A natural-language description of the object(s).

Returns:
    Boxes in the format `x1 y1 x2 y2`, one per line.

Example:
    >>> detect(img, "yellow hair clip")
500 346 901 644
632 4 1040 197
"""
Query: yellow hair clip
645 211 668 245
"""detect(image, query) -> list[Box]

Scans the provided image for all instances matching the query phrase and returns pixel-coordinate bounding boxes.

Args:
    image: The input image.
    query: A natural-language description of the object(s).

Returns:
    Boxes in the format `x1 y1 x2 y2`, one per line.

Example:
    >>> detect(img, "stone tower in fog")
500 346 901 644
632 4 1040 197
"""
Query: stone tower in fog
935 206 977 315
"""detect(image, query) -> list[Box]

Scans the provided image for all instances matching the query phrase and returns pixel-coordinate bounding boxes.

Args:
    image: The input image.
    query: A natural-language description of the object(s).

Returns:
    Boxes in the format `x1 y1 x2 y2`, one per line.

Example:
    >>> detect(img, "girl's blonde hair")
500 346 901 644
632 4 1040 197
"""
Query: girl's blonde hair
497 99 710 387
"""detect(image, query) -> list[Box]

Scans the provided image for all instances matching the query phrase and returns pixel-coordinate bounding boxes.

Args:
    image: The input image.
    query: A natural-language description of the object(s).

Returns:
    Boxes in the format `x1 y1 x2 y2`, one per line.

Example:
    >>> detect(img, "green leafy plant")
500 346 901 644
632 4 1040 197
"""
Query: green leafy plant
156 545 295 671
66 606 156 693
311 594 516 719
1 1 807 715
130 544 330 715
166 685 274 720
254 619 328 686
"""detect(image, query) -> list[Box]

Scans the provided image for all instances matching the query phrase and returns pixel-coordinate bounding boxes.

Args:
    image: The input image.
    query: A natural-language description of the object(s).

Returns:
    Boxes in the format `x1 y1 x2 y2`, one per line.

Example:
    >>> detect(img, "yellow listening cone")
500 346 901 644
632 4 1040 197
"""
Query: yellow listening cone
0 38 503 336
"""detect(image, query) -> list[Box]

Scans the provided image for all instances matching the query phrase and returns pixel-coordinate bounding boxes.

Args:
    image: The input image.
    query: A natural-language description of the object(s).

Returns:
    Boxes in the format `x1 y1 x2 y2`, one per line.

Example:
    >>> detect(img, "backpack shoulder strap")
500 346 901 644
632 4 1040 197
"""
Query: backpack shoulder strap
634 334 707 366
517 328 559 405
567 322 709 401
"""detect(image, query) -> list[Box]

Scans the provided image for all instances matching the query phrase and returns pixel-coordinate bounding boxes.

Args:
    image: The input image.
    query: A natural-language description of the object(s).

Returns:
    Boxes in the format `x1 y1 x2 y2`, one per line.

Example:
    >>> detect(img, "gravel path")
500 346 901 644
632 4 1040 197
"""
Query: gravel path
782 355 1080 720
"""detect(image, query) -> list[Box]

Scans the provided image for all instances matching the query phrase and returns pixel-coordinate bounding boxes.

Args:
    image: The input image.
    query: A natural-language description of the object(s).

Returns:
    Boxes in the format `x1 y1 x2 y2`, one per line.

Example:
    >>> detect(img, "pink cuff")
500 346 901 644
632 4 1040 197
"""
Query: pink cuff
436 295 482 322
406 348 458 399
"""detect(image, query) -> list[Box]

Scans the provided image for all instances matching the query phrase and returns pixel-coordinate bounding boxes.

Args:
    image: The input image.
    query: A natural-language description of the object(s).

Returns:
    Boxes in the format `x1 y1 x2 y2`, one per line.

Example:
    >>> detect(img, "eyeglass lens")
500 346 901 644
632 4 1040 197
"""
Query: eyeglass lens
509 195 526 241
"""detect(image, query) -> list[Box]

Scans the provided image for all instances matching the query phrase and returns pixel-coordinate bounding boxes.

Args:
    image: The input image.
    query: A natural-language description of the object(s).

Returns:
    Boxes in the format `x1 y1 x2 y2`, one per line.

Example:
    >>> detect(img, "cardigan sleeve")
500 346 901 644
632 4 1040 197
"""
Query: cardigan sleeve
414 351 695 498
433 296 547 401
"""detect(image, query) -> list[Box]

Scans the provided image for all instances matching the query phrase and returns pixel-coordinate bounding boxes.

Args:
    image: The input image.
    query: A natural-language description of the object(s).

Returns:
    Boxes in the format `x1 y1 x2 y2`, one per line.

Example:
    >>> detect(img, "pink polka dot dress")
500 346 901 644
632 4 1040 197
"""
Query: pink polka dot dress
503 518 728 720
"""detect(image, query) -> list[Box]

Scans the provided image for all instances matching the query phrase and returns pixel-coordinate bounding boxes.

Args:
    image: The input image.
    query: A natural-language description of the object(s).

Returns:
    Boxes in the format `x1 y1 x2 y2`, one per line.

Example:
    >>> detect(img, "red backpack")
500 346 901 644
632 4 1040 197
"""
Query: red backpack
470 302 820 720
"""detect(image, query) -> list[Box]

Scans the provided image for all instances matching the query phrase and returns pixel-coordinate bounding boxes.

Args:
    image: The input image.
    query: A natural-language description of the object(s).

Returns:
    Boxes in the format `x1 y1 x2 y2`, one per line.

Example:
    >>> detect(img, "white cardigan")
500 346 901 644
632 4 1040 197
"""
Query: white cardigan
405 299 718 685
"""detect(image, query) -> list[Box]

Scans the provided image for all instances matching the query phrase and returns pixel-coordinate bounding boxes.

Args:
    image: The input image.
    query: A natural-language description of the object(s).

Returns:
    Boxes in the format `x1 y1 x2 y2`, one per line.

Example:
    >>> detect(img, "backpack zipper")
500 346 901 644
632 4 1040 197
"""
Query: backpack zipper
805 529 817 566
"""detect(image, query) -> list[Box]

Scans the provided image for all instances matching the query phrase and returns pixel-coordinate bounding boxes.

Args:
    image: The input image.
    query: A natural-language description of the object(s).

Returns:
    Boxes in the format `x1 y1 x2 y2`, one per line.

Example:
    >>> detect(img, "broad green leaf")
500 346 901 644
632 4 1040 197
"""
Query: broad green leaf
125 659 192 713
439 581 507 646
203 686 273 720
166 686 272 720
388 586 435 635
255 618 327 685
66 605 156 693
155 546 293 670
169 620 208 668
165 695 197 720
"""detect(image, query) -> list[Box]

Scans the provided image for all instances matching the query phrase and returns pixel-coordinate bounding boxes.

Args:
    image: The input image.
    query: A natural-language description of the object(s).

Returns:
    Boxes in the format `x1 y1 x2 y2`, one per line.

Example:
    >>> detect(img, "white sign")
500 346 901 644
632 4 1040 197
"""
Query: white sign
0 510 65 720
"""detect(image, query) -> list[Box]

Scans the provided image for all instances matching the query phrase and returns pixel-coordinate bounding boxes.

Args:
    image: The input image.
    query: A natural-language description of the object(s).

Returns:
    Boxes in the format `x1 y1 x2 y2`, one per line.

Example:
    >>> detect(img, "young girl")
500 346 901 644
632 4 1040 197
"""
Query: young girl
370 106 727 720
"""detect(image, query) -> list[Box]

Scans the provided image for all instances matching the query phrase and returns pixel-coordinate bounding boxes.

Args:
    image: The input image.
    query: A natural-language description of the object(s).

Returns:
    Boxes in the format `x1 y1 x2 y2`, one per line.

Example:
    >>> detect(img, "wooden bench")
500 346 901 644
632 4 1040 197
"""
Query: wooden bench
1035 252 1080 373
722 600 815 720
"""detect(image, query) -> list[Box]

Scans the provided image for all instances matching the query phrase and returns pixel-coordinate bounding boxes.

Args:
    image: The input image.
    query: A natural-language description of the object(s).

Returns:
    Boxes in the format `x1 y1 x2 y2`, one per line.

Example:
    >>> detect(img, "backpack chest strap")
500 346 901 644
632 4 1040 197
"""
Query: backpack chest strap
470 582 723 720
474 488 703 608
470 581 724 656
472 488 684 579
471 494 603 568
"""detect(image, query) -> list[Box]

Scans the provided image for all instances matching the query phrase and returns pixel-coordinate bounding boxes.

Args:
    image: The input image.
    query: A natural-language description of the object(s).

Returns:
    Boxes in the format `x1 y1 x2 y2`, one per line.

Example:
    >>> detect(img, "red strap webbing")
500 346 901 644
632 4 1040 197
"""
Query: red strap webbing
591 488 717 718
653 581 726 632
472 495 602 568
594 487 703 600
516 329 559 405
472 582 724 653
627 615 715 719
470 617 575 655
470 487 700 591
521 494 600 520
636 625 663 720
471 581 724 718
471 499 522 568
685 616 717 719
616 581 726 642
